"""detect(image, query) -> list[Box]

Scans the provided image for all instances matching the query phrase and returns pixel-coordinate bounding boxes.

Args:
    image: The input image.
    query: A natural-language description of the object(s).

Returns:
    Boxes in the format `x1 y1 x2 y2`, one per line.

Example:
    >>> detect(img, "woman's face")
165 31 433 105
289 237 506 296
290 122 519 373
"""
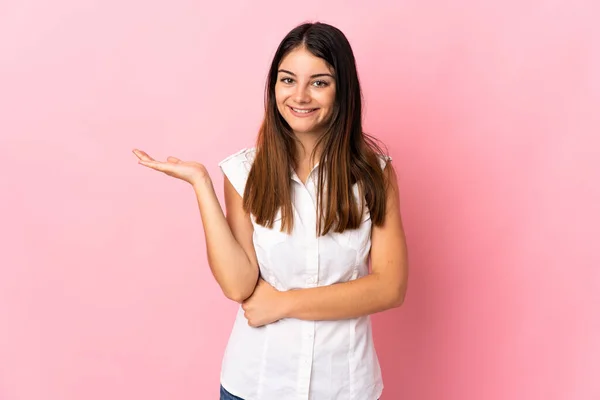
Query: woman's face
275 46 336 136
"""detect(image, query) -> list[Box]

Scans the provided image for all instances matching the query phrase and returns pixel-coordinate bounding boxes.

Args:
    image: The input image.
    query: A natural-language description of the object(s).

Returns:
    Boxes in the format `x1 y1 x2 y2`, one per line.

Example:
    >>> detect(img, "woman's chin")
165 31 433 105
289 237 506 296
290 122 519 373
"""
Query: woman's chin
289 124 324 136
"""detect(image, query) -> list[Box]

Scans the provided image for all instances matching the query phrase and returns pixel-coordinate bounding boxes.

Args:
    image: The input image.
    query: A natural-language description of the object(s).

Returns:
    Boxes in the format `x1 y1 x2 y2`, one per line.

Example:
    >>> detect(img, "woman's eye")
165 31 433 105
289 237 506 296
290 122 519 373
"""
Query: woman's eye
313 80 329 87
281 77 294 84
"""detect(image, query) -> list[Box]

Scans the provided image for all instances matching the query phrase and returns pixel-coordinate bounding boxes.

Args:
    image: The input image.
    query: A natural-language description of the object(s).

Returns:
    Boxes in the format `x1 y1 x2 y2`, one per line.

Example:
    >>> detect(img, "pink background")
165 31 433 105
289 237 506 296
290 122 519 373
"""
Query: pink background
1 1 599 399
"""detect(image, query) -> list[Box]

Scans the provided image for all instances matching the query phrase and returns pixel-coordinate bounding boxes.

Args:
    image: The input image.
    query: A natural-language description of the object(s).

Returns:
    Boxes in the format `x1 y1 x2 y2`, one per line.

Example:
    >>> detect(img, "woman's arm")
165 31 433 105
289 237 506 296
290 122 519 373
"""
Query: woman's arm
279 163 408 320
133 149 258 303
194 175 259 303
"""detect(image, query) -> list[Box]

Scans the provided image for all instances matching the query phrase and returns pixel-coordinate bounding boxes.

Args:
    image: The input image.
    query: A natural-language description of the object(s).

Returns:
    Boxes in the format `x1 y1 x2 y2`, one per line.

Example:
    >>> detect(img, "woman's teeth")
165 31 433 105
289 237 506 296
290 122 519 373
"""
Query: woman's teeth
293 108 315 113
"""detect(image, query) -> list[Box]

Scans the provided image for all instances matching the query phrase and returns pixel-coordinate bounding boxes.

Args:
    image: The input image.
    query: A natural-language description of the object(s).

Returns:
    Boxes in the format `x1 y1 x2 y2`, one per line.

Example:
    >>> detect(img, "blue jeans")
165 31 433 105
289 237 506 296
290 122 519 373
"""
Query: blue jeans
219 384 380 399
220 385 244 400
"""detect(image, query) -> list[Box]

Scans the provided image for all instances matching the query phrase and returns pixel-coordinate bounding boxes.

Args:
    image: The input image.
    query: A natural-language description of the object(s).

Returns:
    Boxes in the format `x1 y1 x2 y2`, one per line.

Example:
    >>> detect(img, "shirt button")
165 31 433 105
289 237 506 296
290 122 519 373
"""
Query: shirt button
306 276 316 284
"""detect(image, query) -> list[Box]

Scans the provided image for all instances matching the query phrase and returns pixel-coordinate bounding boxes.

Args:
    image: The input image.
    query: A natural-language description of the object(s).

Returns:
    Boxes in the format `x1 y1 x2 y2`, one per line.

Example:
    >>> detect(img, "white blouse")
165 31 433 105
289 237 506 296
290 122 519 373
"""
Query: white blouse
218 147 390 400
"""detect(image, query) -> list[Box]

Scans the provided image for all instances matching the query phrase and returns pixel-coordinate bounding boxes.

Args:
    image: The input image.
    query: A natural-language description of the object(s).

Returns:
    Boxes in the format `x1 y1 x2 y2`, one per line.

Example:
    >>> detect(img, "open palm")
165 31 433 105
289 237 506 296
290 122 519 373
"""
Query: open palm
132 149 208 186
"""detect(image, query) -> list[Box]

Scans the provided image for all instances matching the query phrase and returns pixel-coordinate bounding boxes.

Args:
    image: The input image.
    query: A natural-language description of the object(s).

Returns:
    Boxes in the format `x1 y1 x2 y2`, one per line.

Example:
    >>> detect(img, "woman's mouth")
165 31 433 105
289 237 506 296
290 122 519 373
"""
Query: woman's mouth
289 106 318 117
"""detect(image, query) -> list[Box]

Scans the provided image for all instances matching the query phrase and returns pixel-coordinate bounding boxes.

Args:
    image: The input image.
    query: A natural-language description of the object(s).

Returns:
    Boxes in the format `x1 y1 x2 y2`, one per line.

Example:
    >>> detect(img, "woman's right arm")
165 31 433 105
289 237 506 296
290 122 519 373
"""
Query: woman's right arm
133 149 258 303
193 175 259 303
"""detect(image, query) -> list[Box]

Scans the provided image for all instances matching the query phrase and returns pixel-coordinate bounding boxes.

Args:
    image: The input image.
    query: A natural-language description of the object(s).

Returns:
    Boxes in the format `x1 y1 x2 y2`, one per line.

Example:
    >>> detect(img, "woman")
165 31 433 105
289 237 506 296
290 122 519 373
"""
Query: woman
133 22 408 400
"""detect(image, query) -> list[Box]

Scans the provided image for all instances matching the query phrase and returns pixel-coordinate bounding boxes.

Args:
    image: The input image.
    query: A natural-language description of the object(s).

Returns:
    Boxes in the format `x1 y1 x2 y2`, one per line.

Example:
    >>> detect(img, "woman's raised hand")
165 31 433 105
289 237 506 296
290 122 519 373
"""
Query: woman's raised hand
132 149 209 186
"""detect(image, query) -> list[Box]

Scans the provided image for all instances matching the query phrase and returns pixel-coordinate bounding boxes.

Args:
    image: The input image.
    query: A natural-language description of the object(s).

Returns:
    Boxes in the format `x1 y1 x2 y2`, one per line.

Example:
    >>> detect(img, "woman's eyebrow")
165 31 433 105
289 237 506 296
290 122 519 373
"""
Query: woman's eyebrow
278 69 334 79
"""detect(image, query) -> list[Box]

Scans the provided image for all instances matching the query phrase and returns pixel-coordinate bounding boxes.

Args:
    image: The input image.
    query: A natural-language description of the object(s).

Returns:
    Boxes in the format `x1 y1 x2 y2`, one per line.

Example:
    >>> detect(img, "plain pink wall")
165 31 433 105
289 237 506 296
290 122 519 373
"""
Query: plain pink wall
1 1 598 399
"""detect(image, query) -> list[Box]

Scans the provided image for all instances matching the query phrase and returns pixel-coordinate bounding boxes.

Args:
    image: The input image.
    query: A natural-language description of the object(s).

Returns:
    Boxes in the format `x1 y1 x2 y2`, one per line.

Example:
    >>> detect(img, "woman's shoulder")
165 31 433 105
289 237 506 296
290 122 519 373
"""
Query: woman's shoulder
218 147 257 168
218 147 257 197
375 153 392 170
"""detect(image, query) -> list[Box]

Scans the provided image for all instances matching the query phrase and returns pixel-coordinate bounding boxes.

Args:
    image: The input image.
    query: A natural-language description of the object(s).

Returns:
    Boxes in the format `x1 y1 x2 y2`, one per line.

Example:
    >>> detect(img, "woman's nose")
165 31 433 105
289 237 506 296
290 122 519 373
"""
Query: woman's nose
294 85 311 103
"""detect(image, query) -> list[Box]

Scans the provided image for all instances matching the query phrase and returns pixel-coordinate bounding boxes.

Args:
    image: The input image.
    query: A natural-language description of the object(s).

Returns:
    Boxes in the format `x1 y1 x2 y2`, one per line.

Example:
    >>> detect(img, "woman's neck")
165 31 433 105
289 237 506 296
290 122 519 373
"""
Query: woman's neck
293 131 323 168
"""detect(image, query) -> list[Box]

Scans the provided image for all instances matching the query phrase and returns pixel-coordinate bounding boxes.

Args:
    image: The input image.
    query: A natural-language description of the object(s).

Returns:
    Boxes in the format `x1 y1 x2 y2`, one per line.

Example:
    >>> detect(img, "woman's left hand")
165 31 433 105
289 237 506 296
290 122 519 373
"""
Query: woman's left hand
242 279 288 327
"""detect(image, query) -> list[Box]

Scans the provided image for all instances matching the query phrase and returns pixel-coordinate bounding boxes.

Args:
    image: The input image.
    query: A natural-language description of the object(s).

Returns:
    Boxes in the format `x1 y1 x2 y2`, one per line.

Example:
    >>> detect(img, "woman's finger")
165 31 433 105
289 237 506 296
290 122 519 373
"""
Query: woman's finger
166 156 181 164
138 160 173 173
132 149 156 162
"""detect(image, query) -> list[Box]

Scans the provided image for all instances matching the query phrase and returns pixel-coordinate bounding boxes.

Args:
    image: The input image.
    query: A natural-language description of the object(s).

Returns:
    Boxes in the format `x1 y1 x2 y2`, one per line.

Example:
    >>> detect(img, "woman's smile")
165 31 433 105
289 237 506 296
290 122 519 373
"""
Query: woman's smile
288 106 319 117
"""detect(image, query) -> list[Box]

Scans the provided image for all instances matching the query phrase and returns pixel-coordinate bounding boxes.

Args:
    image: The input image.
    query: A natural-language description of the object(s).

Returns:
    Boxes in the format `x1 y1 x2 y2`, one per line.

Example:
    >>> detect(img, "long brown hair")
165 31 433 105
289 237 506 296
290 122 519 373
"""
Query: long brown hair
243 22 390 236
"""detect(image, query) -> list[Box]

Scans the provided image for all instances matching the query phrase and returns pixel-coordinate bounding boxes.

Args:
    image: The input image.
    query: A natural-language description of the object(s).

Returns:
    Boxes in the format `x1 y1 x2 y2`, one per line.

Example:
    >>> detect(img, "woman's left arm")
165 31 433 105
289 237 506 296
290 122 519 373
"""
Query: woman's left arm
241 163 408 326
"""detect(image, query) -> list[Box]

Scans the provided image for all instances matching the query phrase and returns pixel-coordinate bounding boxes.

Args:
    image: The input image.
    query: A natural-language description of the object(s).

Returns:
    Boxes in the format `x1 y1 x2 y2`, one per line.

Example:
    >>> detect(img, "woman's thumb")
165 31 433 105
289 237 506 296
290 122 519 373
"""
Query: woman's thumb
166 156 181 164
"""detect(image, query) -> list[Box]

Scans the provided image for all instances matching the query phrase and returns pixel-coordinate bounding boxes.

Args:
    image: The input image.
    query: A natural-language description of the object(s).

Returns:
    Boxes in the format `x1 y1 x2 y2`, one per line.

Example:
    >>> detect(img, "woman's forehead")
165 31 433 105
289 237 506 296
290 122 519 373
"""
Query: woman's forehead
279 48 333 75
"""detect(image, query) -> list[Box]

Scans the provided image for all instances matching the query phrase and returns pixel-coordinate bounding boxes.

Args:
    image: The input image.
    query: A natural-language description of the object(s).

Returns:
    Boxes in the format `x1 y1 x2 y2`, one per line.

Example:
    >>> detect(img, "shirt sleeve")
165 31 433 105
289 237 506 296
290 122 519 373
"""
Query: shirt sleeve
377 154 392 170
218 148 254 198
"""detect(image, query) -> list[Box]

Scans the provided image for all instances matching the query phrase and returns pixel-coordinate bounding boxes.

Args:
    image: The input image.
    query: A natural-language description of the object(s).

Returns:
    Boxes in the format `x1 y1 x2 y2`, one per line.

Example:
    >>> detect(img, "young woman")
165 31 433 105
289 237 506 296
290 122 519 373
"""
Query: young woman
133 22 408 400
